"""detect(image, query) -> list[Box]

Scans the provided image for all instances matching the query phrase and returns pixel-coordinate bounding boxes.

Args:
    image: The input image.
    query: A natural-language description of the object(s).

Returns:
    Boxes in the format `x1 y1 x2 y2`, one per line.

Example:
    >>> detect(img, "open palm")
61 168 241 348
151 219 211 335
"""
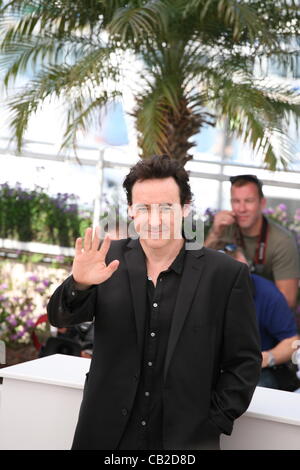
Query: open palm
72 227 119 288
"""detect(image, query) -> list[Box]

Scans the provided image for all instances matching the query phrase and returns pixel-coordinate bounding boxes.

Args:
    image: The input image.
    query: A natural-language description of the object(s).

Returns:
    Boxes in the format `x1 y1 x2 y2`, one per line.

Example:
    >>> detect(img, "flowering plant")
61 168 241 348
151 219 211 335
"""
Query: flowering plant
0 182 92 247
0 264 67 348
264 204 300 249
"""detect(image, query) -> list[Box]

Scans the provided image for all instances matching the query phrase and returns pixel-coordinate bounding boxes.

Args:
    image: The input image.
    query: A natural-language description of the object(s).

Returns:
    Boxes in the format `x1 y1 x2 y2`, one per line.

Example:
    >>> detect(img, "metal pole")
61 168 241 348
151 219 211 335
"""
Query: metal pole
92 147 105 229
218 118 230 209
0 340 5 364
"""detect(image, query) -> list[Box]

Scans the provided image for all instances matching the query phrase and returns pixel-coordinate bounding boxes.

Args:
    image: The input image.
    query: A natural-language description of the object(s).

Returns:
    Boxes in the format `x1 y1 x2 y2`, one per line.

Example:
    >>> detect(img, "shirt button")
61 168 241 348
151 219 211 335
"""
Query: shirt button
141 420 147 426
71 291 76 296
153 302 158 308
148 361 153 367
145 391 150 397
121 408 128 416
150 332 156 338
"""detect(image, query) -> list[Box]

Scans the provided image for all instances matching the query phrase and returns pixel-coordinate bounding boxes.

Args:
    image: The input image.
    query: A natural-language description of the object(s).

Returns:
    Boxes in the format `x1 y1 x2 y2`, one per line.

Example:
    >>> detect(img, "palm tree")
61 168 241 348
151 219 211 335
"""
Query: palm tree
0 0 299 168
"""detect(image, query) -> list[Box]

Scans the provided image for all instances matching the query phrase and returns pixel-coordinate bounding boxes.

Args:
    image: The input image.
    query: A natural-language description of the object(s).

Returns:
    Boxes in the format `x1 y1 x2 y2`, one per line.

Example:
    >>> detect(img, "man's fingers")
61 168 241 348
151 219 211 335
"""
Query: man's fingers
107 259 120 272
99 234 111 260
102 260 120 281
75 237 83 255
83 227 93 251
91 226 101 251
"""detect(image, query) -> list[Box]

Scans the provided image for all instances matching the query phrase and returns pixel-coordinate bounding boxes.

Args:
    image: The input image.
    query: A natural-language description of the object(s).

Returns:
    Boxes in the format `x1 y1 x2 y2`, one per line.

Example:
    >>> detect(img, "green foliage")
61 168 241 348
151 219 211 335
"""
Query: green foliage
0 0 299 167
0 182 92 246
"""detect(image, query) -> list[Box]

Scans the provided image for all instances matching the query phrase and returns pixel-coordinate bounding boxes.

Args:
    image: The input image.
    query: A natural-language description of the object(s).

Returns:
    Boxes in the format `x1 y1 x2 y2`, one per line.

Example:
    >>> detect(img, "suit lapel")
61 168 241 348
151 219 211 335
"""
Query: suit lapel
164 248 205 381
124 239 147 357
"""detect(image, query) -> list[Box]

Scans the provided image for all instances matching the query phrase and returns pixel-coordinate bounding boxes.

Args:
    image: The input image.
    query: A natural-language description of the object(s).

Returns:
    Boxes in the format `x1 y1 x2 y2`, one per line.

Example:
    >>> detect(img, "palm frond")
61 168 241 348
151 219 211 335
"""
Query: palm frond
0 0 299 168
0 0 106 33
184 0 298 51
61 90 121 150
210 76 300 169
5 46 121 149
134 88 170 157
108 1 168 43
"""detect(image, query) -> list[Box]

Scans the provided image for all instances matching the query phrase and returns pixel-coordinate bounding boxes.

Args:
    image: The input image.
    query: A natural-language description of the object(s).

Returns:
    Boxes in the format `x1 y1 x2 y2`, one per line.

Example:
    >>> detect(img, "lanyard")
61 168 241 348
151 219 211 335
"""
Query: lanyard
236 216 269 266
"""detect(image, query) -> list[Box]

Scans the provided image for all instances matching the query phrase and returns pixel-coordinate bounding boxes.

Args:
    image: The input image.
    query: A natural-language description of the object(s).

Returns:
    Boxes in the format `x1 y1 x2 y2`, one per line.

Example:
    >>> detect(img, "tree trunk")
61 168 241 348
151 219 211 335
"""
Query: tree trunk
137 97 214 164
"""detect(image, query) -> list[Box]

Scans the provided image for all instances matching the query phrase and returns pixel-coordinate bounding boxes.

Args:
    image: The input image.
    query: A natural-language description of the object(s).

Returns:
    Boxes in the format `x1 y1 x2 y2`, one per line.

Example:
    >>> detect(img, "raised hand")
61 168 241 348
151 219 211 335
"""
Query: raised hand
212 210 236 237
72 227 119 289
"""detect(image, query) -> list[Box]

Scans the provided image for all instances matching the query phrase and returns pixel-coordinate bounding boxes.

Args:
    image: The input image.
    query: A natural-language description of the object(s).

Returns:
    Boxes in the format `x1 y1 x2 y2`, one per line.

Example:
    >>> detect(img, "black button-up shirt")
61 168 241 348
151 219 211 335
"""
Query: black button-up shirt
118 244 186 450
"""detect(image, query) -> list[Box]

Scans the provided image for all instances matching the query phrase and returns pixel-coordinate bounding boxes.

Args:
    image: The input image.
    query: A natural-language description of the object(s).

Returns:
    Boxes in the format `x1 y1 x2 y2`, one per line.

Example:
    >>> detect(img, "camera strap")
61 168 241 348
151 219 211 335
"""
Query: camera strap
237 215 269 267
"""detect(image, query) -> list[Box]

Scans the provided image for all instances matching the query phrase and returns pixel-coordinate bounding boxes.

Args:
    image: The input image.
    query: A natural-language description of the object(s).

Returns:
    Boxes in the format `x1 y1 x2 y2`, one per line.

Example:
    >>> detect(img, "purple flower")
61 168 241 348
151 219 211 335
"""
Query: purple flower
0 283 8 290
26 319 35 328
263 208 275 215
28 275 39 282
42 280 51 287
7 315 17 326
278 203 287 211
16 330 26 338
35 287 45 293
204 208 216 216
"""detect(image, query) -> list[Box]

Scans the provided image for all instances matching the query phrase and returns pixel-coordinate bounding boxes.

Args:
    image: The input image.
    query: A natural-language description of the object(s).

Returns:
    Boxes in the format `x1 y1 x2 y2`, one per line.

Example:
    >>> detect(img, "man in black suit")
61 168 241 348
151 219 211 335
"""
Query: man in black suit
47 154 261 450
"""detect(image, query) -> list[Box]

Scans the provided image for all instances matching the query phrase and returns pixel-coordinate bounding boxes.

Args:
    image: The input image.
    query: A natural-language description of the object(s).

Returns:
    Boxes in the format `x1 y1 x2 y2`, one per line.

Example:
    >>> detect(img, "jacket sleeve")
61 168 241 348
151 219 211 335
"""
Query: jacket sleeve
210 263 262 435
47 275 97 327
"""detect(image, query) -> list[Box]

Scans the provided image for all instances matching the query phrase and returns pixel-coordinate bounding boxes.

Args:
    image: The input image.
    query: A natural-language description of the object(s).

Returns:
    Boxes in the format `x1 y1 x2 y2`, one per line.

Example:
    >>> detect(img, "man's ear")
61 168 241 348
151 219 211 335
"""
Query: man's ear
260 197 267 211
128 205 133 218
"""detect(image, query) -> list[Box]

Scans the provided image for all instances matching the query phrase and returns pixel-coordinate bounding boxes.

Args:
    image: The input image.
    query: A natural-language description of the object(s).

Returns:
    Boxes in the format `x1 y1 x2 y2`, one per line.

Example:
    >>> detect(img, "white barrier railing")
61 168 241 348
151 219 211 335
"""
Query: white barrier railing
0 354 300 450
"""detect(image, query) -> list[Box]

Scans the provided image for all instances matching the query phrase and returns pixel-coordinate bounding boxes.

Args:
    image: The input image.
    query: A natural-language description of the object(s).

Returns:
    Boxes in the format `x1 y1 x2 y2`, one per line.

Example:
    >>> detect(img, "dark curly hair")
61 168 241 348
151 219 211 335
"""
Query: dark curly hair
123 154 193 206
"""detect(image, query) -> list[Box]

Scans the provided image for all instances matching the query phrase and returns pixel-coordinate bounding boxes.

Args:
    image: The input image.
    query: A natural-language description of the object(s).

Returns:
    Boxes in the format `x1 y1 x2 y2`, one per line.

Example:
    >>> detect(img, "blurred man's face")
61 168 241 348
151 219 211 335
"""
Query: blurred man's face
129 177 189 249
231 183 266 230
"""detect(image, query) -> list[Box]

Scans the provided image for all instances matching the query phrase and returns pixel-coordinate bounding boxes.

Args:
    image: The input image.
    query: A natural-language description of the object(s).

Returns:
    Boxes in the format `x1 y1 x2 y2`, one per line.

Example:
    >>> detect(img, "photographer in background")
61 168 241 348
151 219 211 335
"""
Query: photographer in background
205 174 300 309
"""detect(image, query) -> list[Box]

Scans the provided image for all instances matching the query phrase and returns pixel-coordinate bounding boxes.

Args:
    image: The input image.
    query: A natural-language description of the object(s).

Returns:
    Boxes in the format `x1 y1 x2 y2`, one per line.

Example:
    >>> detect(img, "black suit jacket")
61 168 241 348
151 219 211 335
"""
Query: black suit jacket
47 238 261 450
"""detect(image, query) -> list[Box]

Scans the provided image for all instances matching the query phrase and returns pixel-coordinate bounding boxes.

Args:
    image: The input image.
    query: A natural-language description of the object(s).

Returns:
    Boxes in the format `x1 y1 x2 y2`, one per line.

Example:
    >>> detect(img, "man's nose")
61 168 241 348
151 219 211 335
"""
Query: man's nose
148 205 162 226
237 202 247 212
149 206 161 226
